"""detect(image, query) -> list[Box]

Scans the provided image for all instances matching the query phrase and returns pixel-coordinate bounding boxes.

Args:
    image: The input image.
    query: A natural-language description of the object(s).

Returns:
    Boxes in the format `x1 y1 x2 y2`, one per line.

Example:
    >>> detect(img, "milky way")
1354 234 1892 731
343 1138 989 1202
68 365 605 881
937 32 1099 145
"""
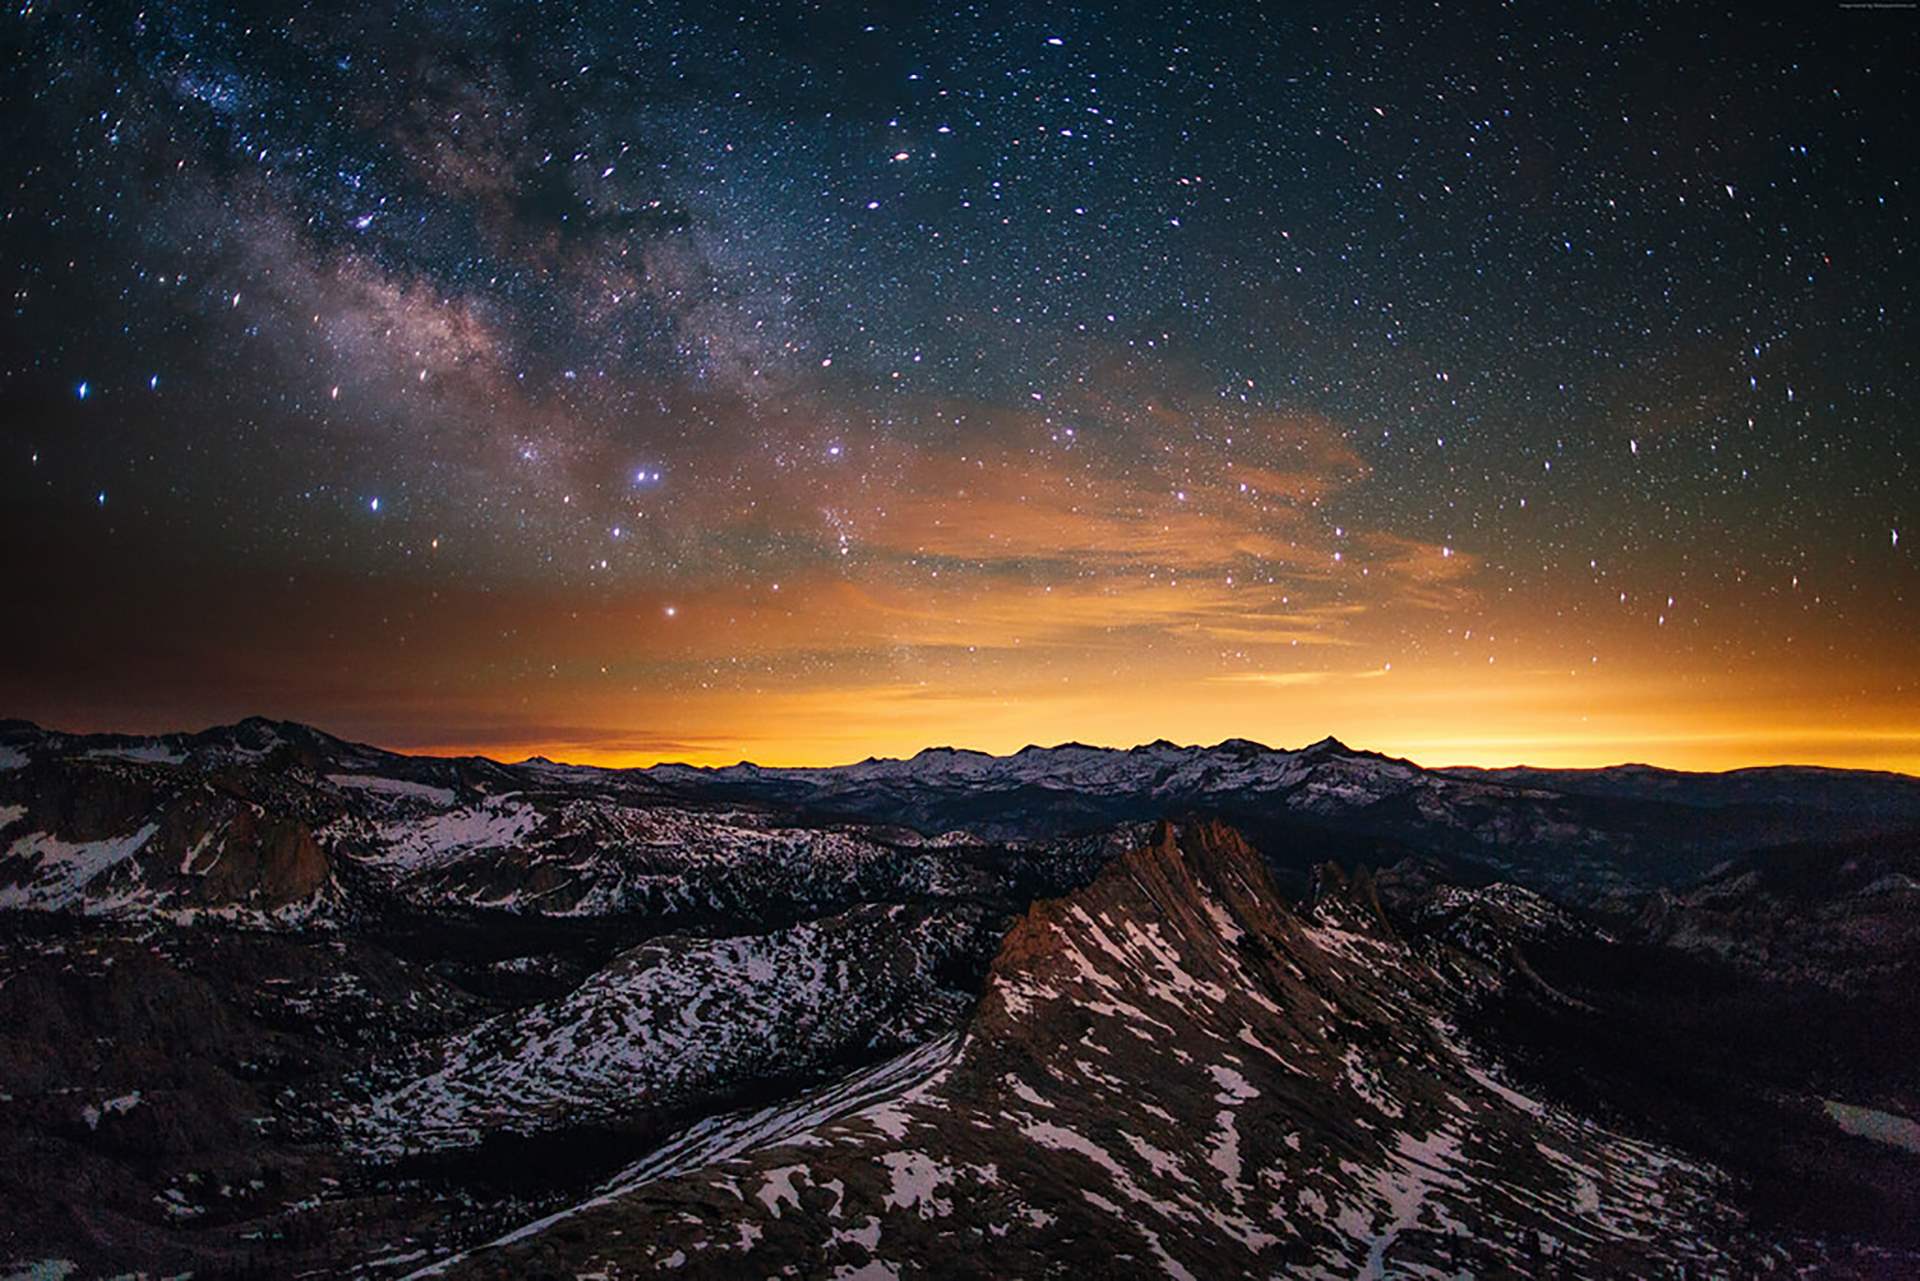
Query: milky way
3 3 1915 769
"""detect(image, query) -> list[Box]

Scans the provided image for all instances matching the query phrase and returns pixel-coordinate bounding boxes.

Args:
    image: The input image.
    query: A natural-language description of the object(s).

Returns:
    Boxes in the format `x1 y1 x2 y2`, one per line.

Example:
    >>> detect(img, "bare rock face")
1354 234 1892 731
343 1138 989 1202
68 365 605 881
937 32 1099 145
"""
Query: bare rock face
190 810 334 908
0 741 347 921
440 820 1750 1279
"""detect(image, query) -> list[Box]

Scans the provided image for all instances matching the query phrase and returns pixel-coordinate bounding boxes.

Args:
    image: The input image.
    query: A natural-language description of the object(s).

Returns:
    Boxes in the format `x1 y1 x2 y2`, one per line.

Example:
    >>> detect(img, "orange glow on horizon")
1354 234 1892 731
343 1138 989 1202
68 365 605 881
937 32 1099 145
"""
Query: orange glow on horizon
10 370 1914 780
395 659 1920 777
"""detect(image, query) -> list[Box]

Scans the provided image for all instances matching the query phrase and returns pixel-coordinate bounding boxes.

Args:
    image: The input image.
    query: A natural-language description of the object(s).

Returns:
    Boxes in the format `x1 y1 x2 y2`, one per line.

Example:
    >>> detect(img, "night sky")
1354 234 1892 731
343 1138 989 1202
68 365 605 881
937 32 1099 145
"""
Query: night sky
3 3 1916 770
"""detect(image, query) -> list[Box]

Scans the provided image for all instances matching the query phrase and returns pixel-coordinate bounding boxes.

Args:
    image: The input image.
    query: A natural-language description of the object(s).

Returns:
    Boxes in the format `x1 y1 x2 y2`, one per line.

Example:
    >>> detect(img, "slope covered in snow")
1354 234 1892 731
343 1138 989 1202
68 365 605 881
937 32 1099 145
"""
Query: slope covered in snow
341 902 994 1158
434 823 1766 1279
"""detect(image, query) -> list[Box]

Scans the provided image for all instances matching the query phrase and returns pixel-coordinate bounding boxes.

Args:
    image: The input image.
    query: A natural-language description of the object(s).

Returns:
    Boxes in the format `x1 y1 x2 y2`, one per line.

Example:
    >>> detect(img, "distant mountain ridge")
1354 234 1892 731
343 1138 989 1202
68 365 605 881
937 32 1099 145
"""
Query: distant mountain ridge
8 717 1920 913
9 714 1917 799
1446 760 1920 820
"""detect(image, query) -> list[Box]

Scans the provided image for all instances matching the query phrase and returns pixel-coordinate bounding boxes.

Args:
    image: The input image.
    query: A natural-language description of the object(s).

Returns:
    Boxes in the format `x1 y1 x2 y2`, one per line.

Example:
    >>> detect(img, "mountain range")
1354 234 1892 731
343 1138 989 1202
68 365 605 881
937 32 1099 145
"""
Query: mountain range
1 718 1916 1278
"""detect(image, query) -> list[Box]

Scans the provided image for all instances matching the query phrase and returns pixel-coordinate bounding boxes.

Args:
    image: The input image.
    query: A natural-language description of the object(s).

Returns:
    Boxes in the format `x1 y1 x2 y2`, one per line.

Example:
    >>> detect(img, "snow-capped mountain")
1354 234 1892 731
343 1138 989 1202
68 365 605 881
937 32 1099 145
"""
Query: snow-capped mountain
337 900 997 1161
427 823 1756 1278
0 719 1124 930
8 719 1919 922
1 719 1916 1278
642 732 1920 900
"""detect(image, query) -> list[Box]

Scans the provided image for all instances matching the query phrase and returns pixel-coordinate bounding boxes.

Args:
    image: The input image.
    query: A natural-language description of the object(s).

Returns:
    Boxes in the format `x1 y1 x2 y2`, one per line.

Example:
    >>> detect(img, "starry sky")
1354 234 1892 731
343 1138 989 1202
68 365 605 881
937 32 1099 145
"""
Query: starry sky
3 2 1916 771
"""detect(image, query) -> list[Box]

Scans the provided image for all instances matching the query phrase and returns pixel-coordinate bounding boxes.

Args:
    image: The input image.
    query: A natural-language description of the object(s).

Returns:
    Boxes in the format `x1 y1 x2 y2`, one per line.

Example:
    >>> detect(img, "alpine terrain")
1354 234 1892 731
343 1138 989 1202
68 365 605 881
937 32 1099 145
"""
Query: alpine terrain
1 719 1916 1278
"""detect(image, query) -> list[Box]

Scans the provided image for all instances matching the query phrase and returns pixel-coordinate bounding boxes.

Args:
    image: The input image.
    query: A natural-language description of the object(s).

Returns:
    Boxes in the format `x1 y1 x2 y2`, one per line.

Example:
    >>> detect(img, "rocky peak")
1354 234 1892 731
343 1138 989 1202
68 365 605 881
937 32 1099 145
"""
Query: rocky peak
980 817 1283 1015
433 820 1750 1278
1004 818 1281 936
1308 859 1395 936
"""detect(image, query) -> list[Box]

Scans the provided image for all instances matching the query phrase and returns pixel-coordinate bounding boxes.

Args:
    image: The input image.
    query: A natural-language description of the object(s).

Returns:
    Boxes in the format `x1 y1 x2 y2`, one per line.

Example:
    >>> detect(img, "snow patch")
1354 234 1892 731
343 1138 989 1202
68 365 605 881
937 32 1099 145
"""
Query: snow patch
1824 1099 1920 1155
327 773 458 806
879 1151 954 1218
0 823 159 911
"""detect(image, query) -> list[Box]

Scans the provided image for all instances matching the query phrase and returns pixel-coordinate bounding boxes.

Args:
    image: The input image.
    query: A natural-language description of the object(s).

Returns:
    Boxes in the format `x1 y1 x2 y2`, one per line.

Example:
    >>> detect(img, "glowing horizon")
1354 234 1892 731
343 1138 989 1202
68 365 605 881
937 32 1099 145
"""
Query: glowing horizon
407 728 1920 778
378 660 1920 776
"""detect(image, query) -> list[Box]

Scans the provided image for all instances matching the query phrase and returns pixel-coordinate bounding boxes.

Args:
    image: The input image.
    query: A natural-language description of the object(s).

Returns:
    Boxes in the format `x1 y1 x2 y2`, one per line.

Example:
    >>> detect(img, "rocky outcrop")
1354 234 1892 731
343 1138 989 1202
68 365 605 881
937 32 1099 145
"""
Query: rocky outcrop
438 820 1752 1279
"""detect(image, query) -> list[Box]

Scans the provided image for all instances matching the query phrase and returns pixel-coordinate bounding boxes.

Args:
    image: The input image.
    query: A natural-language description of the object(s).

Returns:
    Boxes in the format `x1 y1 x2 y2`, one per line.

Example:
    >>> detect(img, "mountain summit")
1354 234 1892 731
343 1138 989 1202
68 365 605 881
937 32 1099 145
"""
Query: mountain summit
435 820 1743 1278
